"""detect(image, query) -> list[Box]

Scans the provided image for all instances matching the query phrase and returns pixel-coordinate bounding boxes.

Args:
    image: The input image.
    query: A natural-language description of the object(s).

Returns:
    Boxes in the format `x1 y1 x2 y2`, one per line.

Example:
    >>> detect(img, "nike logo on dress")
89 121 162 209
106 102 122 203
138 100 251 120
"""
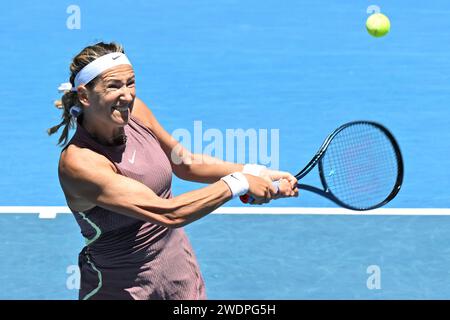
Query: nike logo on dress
112 54 121 60
128 150 136 164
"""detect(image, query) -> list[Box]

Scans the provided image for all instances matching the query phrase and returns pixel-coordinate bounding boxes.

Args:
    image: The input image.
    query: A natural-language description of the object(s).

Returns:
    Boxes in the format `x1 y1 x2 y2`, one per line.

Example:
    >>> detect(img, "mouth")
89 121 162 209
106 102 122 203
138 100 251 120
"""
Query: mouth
112 105 130 113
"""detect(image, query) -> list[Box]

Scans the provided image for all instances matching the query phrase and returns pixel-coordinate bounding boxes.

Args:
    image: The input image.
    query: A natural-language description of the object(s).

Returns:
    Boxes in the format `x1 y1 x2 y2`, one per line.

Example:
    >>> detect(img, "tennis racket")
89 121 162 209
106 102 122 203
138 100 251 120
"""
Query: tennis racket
240 121 404 210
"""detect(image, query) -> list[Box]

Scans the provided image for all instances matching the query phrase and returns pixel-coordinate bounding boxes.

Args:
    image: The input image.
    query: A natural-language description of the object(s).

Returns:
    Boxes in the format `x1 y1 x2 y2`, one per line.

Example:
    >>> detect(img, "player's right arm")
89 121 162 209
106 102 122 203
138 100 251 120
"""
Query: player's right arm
58 146 275 228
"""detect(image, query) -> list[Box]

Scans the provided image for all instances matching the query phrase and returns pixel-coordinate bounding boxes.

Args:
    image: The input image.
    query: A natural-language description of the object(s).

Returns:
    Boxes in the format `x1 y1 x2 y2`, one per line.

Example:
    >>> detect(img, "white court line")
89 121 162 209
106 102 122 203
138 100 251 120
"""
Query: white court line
0 206 450 219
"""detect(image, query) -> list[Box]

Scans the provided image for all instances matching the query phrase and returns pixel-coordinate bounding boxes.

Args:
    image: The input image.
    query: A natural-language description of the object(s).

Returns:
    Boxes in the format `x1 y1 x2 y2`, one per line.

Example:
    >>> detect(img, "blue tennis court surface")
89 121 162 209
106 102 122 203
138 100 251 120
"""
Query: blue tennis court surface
2 212 450 299
1 0 450 299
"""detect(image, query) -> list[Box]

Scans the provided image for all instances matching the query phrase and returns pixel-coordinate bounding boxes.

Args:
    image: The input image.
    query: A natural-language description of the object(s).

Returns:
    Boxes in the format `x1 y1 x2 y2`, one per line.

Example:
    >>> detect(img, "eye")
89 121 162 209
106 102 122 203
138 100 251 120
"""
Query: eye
127 79 135 87
107 83 121 90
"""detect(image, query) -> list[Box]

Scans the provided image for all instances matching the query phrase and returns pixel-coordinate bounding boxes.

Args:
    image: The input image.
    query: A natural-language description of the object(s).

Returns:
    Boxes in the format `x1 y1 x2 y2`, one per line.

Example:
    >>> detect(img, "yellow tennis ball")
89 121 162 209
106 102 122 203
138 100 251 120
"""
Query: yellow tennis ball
366 13 390 37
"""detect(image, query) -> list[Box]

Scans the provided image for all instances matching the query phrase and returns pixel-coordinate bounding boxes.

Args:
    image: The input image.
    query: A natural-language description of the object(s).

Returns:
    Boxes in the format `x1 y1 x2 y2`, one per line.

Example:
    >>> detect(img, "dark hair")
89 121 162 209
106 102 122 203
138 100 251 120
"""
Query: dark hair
48 42 124 146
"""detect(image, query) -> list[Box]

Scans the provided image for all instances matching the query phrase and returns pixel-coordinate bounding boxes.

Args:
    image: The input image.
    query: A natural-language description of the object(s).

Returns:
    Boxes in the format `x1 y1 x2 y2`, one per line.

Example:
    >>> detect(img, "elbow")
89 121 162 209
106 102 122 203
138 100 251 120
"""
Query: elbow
135 211 188 229
161 214 189 229
169 146 194 180
135 198 192 229
157 199 191 228
162 202 194 228
171 163 193 181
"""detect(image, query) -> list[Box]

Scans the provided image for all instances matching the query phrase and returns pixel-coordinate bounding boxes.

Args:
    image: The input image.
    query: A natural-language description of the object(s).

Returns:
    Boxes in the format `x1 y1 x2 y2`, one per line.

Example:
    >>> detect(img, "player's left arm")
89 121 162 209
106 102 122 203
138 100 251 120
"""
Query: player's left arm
132 97 297 195
132 97 242 183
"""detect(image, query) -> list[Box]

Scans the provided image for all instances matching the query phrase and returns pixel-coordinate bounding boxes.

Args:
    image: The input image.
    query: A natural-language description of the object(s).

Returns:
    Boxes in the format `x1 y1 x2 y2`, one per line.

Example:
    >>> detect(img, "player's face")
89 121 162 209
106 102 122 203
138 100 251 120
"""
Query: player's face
88 64 136 127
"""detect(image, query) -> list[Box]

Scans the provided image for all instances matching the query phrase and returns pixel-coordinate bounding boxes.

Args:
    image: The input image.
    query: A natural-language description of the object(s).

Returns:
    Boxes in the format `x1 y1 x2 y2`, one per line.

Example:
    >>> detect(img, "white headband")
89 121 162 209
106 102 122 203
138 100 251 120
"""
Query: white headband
71 52 132 91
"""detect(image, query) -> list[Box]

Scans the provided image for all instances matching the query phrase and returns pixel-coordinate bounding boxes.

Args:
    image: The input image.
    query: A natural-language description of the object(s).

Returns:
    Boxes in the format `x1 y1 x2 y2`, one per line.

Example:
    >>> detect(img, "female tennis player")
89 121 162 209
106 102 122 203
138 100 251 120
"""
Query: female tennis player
48 42 298 300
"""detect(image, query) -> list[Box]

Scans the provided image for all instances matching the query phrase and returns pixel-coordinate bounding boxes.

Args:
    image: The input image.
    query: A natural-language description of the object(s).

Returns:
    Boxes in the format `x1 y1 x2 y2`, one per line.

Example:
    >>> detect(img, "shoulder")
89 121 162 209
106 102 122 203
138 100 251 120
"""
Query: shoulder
59 144 117 184
59 145 118 212
131 97 156 129
130 97 173 146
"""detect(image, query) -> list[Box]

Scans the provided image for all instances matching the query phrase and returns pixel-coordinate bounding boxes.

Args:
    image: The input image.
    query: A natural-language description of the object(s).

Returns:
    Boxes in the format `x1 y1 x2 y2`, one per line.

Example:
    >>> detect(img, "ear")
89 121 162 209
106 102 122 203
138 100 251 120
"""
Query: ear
77 85 90 108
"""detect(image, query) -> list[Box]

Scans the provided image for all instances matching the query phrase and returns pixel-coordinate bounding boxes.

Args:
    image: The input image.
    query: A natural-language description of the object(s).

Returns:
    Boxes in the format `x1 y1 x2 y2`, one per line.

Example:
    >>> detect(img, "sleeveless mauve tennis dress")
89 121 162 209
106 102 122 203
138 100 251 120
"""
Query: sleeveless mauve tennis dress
65 114 206 300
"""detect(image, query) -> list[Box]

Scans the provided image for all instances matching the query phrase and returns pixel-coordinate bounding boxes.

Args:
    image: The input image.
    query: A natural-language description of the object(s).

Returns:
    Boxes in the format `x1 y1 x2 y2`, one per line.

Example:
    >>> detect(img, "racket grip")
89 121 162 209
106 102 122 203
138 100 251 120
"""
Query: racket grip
240 181 280 204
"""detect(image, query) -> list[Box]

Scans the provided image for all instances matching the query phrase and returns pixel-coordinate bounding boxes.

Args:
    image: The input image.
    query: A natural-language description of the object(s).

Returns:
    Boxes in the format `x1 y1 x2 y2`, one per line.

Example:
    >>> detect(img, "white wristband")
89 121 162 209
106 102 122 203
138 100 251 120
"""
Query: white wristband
242 164 267 177
221 172 249 198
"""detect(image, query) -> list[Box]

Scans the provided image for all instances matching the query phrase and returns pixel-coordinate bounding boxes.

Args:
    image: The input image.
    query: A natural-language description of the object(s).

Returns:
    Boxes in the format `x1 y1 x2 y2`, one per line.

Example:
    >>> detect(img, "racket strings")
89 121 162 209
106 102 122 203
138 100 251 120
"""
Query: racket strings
327 139 397 205
326 129 398 206
321 123 400 209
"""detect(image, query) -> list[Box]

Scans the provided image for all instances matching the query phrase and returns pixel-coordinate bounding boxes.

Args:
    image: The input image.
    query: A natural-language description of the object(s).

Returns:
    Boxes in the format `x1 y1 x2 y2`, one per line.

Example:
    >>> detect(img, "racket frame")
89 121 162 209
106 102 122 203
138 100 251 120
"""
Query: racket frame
295 121 404 211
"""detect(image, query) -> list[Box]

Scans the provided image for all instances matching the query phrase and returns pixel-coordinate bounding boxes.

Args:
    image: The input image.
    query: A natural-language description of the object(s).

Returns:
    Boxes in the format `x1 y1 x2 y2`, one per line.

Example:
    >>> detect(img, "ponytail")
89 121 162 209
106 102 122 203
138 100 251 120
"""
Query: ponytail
48 41 124 147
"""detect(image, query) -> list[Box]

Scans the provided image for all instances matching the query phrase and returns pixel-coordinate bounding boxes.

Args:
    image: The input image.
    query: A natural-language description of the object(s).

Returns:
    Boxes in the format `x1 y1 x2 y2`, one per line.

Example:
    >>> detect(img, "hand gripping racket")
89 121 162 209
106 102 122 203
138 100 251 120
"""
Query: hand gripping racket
240 121 404 210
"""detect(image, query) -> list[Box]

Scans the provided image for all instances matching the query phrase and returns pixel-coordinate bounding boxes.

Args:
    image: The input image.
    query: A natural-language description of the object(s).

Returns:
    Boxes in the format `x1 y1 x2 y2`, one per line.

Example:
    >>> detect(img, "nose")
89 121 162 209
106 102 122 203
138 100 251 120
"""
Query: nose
118 86 134 103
